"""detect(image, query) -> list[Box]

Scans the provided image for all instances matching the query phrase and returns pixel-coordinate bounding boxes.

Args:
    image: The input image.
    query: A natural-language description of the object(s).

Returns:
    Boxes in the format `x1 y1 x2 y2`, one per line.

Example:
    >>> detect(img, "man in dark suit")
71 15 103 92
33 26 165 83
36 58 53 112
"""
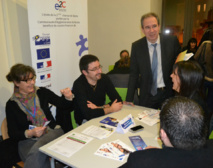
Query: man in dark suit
120 97 213 168
125 12 181 109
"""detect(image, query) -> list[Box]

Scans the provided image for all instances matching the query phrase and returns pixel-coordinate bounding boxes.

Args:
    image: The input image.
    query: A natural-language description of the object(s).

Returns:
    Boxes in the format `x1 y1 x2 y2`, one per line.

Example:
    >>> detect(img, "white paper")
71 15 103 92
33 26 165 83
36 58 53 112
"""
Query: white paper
184 53 194 60
136 110 160 126
82 125 115 139
43 120 51 127
48 132 93 157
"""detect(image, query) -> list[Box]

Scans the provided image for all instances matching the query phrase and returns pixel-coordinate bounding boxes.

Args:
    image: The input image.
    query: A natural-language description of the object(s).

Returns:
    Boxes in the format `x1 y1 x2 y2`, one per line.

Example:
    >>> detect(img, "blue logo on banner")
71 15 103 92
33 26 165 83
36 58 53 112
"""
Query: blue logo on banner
76 35 88 56
33 35 50 46
37 48 50 60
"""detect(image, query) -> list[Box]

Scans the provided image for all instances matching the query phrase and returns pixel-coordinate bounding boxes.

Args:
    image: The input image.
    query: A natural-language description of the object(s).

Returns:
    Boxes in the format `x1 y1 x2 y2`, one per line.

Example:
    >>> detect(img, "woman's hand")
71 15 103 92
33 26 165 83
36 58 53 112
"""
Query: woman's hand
60 87 74 100
28 127 46 138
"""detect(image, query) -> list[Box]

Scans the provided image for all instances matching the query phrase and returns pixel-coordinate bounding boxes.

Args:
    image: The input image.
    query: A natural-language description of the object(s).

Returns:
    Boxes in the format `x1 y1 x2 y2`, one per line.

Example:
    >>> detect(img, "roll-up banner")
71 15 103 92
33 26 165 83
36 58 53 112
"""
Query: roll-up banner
27 0 88 95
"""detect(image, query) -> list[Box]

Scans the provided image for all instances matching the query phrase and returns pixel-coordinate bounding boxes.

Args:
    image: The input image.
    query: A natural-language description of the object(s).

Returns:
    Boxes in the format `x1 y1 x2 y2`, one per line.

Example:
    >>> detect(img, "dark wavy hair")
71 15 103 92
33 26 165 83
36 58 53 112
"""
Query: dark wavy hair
172 60 204 98
6 63 35 83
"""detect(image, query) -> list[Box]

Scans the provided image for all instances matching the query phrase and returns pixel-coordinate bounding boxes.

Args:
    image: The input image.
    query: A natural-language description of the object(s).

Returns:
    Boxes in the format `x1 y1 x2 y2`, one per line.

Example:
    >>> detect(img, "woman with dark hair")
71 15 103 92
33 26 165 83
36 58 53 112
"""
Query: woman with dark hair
1 63 74 168
113 50 130 71
182 38 198 54
170 60 208 130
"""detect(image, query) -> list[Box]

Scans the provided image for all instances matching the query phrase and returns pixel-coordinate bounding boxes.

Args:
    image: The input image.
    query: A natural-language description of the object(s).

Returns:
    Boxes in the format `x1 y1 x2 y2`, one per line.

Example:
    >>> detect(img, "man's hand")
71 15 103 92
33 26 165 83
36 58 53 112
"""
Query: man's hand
110 99 123 112
123 101 134 106
87 101 98 109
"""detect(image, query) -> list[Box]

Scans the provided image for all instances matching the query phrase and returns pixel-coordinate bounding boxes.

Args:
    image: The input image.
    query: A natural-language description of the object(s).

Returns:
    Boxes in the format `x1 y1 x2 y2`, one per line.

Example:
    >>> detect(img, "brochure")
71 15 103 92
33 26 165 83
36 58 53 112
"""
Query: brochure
129 135 147 150
136 109 160 126
94 139 134 161
100 117 119 127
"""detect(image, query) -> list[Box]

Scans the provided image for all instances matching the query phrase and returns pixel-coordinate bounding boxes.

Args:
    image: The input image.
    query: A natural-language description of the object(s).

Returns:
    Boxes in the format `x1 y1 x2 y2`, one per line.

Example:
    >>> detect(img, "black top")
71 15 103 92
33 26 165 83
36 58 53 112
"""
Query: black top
6 87 73 141
120 140 213 168
72 74 122 125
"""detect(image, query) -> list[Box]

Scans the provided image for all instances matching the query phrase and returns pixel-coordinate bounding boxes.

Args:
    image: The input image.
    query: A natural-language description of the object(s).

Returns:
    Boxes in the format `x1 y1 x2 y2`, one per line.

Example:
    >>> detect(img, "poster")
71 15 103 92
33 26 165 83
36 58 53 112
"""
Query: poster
27 0 88 95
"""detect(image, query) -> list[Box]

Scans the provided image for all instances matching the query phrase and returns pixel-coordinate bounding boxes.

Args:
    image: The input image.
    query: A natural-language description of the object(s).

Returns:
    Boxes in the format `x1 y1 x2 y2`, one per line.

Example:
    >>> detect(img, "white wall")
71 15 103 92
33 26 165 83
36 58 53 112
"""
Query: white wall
88 0 162 73
0 0 162 134
0 0 31 135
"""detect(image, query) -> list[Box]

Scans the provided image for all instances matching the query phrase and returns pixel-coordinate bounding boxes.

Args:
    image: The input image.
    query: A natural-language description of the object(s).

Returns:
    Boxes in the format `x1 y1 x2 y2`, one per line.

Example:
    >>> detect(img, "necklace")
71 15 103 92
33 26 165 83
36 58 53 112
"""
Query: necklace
90 84 97 91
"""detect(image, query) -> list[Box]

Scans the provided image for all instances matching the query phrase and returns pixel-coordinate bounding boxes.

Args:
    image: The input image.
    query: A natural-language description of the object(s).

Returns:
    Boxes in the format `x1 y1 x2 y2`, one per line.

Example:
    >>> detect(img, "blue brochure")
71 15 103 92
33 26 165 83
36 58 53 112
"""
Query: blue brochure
100 117 119 127
129 136 147 150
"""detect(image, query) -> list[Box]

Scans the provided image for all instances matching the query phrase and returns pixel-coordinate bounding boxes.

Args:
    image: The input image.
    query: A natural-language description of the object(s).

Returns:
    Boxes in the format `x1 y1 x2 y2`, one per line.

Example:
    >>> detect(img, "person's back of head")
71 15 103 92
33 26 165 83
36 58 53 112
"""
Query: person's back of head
160 96 207 150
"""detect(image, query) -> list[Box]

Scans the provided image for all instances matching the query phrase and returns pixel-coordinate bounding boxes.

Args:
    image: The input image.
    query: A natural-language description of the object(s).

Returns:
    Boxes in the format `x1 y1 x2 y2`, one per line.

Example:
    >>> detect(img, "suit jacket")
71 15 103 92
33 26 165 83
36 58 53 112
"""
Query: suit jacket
126 34 181 107
119 140 213 168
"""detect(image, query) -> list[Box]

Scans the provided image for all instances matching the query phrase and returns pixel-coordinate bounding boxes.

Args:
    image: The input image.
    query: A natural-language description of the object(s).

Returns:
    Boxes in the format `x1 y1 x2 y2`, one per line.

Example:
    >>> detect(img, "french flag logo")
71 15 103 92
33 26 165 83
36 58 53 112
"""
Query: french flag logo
40 74 51 80
37 61 52 69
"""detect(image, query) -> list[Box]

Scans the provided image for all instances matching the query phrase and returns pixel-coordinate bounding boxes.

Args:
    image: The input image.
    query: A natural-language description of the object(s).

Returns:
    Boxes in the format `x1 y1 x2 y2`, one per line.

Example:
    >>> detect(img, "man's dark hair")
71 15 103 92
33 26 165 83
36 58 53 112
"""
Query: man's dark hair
160 96 207 150
141 12 160 28
173 60 204 98
79 54 99 72
120 50 129 57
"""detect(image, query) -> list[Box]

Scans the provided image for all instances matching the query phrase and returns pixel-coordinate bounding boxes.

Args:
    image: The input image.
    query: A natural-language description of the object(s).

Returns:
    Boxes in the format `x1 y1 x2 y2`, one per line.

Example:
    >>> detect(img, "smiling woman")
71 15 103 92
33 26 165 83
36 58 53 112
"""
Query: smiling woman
171 60 209 131
0 63 74 168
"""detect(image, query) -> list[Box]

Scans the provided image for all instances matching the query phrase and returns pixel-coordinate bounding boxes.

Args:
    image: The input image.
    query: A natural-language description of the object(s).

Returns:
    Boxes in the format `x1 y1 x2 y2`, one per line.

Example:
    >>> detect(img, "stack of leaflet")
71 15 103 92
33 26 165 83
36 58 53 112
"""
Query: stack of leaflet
136 109 160 126
94 139 134 161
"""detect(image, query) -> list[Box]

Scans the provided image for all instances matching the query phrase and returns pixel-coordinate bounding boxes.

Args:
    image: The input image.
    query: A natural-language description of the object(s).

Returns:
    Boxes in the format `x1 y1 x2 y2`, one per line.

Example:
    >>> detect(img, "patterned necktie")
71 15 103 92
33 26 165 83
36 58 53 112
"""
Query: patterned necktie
151 43 158 96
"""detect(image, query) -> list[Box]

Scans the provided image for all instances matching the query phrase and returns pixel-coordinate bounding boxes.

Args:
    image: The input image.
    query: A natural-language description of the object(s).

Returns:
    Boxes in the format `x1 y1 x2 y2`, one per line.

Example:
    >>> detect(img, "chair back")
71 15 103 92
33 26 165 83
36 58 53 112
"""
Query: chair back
209 131 213 139
1 118 9 140
108 65 114 72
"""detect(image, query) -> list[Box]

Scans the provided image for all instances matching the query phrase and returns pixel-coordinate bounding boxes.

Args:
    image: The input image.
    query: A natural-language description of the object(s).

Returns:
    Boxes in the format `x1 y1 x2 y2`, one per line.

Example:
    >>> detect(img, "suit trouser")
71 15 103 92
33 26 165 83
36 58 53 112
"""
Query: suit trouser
149 88 168 109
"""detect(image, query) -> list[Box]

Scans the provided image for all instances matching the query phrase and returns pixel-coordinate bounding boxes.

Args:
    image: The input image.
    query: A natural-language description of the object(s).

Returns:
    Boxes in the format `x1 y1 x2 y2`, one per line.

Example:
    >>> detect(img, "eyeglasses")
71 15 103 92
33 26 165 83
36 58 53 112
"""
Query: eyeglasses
21 76 36 84
88 65 103 72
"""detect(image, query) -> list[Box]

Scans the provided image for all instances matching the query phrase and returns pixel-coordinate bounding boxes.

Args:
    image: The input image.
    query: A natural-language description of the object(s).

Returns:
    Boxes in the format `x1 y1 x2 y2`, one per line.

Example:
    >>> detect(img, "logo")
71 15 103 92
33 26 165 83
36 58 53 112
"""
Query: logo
37 48 50 60
37 60 52 73
55 0 66 10
37 61 52 69
40 74 51 83
76 35 88 56
33 35 50 46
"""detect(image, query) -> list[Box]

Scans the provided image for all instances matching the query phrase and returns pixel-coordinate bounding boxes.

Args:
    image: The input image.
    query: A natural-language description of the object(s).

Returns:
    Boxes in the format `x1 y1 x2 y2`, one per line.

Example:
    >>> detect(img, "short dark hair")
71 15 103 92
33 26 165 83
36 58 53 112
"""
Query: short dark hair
6 63 36 83
79 54 99 72
160 96 207 150
173 60 204 98
141 12 160 28
120 50 129 57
